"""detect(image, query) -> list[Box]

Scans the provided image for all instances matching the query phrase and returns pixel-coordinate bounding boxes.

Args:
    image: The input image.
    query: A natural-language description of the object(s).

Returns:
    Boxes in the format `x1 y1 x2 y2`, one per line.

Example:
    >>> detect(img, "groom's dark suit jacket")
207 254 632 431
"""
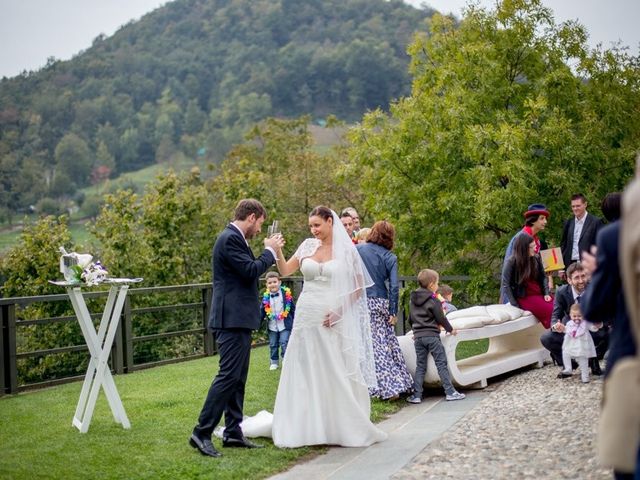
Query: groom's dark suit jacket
560 213 603 267
209 224 275 331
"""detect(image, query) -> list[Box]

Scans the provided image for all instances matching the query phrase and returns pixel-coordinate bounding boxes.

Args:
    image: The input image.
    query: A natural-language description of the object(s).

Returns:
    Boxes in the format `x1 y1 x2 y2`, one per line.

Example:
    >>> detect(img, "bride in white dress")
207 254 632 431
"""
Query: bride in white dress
270 206 387 448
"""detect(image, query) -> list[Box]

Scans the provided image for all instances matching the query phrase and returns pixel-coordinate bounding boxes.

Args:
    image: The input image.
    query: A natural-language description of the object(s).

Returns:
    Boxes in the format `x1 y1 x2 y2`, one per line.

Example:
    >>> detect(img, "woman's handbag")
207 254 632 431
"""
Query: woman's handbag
597 357 640 473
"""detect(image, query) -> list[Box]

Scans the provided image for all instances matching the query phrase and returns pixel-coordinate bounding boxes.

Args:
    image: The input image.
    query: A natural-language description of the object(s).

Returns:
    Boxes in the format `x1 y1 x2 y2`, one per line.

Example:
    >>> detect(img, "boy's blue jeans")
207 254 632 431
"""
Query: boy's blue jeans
413 335 455 396
268 329 291 364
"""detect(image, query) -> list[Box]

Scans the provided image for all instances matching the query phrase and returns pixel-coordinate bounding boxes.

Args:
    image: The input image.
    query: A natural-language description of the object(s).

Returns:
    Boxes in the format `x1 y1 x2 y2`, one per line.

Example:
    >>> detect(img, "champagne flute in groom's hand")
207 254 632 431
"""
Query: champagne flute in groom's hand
267 220 280 237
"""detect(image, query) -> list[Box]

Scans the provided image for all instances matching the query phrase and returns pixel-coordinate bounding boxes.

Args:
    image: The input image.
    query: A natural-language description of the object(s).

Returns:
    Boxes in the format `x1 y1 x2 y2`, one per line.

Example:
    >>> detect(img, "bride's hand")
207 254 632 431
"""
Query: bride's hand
323 310 341 328
265 233 285 251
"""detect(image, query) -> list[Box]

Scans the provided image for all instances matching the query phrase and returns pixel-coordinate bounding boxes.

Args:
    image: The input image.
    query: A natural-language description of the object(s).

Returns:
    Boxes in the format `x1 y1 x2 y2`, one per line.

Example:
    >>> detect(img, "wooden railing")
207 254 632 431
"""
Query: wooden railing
1 275 469 395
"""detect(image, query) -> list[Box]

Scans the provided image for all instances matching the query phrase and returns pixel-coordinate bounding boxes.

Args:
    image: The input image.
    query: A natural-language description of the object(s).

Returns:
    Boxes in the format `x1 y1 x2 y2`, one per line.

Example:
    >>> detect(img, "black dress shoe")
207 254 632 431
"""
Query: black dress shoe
189 434 222 457
590 358 603 376
222 435 264 448
557 371 572 378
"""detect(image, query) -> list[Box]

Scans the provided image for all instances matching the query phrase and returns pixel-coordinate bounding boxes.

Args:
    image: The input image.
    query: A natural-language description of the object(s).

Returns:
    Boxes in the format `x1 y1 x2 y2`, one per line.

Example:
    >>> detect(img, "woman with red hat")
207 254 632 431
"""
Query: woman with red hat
501 203 550 303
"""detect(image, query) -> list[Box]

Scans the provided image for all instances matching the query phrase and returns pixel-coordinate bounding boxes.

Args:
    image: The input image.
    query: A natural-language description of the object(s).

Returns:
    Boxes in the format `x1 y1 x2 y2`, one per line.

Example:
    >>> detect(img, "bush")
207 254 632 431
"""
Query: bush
35 198 65 216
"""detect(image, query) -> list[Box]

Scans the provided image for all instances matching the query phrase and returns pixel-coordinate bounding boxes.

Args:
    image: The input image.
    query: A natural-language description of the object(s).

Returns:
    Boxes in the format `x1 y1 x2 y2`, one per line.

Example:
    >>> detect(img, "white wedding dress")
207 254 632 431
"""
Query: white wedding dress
271 257 387 448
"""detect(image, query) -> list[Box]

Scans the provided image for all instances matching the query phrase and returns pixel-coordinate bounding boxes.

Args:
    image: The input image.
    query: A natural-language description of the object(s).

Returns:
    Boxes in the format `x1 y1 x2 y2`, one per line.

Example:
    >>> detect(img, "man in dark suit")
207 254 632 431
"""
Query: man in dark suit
560 193 603 275
190 199 284 458
540 262 608 375
582 220 635 377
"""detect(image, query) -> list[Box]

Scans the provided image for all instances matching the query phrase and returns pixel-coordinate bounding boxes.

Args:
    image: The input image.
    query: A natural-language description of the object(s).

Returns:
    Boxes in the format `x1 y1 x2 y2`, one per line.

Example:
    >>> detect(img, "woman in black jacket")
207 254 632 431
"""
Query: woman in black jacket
502 233 553 329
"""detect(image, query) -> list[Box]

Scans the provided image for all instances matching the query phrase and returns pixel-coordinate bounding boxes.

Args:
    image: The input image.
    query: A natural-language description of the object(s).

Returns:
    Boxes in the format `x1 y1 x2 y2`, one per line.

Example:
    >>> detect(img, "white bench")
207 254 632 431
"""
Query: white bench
398 305 550 388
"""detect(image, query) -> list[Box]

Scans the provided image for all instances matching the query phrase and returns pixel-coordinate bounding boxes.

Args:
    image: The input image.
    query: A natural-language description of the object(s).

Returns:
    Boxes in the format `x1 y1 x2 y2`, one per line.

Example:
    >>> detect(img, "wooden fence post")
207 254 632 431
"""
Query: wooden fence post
1 304 17 394
0 304 5 395
202 286 214 356
123 296 133 372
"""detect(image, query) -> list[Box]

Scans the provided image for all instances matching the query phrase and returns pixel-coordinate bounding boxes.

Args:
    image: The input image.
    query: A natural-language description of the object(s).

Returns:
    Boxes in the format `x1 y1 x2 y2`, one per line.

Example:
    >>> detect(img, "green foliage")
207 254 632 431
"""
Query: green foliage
345 0 640 293
54 132 92 187
91 116 350 283
91 189 147 280
0 0 432 217
1 216 73 297
0 216 86 383
209 116 352 255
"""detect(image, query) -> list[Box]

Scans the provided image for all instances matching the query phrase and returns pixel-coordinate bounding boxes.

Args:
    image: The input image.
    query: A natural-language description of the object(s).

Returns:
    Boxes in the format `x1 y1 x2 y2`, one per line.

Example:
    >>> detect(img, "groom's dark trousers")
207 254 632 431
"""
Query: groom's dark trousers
194 329 251 439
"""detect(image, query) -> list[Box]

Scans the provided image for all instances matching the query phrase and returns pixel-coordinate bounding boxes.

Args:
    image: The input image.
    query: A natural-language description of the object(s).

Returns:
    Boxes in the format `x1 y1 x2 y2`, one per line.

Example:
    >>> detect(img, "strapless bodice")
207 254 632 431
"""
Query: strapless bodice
300 258 338 283
294 259 340 328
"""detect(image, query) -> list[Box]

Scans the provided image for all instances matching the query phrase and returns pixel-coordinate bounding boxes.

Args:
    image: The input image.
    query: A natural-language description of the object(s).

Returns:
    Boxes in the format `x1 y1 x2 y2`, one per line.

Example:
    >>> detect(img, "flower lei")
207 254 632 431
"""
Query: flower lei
433 292 448 313
262 287 293 321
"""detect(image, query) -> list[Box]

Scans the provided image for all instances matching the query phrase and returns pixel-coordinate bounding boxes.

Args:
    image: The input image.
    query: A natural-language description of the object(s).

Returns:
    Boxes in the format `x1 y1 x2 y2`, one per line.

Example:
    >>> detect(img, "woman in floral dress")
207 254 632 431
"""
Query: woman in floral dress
356 221 413 399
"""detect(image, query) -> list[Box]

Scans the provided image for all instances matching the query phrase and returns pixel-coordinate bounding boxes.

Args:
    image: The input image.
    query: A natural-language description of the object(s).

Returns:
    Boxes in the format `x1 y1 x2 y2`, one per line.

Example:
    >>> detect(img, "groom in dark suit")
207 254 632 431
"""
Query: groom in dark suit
560 193 603 272
190 199 283 458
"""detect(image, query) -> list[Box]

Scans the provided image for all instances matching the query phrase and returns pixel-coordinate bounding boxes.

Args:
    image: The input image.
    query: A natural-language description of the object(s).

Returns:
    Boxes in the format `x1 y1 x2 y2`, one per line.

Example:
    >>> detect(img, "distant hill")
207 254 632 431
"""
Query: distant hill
0 0 433 220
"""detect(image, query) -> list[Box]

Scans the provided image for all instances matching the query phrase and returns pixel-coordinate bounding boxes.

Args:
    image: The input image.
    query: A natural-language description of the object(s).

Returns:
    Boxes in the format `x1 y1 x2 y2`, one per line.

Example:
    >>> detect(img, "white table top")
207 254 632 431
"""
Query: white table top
48 278 144 287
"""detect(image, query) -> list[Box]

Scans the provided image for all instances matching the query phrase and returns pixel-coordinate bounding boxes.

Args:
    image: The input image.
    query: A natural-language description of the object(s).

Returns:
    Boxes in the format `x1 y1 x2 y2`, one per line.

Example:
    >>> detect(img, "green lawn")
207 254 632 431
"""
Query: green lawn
0 227 21 252
0 342 486 479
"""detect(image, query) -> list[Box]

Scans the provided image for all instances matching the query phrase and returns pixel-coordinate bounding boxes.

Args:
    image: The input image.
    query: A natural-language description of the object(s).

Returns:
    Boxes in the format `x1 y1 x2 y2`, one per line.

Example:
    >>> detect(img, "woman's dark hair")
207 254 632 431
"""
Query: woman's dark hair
309 206 333 221
524 214 543 227
512 233 536 285
367 221 395 250
601 192 621 222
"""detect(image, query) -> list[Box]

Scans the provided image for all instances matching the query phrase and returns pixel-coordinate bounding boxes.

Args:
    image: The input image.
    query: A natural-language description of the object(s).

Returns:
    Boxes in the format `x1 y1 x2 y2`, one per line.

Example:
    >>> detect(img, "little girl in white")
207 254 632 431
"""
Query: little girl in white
560 303 597 383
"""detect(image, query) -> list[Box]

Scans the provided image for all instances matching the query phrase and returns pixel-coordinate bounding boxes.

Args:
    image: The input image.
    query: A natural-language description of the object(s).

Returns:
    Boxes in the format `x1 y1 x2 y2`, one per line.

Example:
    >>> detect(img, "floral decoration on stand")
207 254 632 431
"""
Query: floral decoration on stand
59 247 109 286
262 286 293 321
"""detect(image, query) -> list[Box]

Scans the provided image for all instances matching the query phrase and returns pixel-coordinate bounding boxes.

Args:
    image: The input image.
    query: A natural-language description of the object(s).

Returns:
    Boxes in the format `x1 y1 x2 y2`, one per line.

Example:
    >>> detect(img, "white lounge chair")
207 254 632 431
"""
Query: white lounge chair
397 304 550 388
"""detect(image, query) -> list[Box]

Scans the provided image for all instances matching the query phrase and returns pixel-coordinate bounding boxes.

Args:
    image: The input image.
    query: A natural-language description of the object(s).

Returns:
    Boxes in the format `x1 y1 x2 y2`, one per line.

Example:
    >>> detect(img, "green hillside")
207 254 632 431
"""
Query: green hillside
0 0 433 222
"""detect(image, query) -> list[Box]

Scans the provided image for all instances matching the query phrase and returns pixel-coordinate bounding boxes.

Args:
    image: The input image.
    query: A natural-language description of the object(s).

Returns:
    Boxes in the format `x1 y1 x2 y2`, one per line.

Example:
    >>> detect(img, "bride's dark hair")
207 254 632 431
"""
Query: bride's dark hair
309 206 333 221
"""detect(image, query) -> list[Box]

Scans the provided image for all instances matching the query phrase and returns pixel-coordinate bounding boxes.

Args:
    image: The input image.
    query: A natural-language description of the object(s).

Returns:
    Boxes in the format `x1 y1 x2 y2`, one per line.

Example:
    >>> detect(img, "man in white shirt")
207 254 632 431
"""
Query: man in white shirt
560 193 603 277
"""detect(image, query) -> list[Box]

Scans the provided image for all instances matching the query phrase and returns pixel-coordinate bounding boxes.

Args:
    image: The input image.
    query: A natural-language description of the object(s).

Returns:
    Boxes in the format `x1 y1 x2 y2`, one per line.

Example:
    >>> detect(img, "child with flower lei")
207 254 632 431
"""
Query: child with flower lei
260 271 296 370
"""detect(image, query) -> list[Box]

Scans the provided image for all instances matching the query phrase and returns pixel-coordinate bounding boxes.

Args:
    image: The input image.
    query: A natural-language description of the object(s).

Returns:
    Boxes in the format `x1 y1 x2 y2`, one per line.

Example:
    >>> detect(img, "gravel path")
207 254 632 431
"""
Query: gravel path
393 365 611 480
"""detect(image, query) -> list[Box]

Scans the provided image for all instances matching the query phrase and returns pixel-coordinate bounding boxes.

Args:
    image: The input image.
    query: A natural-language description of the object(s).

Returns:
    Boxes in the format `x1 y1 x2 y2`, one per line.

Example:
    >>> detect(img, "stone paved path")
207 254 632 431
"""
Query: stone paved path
393 365 610 479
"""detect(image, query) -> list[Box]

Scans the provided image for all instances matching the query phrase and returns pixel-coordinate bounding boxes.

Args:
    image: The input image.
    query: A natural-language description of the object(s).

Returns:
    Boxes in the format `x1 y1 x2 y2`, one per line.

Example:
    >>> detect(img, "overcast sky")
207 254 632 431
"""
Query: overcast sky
1 0 639 79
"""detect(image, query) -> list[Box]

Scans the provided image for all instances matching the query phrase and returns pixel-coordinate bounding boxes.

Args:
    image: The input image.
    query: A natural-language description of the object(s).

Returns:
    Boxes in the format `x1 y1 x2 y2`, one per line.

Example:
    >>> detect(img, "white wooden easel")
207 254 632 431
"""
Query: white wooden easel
64 282 133 433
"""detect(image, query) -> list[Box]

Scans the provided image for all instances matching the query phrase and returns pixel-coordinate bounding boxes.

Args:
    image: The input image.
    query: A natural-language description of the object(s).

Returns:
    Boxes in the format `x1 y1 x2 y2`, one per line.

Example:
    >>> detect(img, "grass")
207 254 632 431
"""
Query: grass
0 227 21 252
1 341 487 479
68 221 94 246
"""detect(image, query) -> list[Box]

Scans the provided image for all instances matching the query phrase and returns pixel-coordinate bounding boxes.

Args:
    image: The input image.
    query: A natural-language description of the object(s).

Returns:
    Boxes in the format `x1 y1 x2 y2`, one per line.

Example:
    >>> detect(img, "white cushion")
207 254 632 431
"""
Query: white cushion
449 316 488 329
487 304 527 321
446 305 489 320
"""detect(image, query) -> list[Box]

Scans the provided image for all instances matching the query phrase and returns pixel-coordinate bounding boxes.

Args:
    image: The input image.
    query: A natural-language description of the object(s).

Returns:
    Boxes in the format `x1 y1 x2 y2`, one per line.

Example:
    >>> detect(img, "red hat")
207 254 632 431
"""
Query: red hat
523 203 550 218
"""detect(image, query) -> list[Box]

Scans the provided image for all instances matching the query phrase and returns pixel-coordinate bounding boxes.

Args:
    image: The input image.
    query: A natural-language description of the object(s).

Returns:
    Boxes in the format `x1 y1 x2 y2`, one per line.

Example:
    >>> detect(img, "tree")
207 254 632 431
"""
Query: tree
0 217 93 383
54 133 92 186
209 116 350 252
345 0 640 301
1 216 74 297
94 140 116 172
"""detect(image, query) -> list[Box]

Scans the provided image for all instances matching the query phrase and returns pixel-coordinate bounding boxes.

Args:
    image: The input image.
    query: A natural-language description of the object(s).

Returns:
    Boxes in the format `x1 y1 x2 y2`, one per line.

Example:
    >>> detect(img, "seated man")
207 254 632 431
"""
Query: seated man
540 262 608 375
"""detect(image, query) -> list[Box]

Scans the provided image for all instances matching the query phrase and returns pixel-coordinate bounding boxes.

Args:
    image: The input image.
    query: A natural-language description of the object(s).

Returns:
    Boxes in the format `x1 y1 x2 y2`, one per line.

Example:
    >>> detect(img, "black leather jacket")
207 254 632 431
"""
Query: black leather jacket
501 255 549 307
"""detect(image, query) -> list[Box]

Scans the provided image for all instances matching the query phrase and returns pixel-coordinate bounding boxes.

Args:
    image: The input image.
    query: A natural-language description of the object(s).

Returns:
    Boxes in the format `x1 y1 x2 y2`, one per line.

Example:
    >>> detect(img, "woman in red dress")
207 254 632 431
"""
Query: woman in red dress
502 233 553 329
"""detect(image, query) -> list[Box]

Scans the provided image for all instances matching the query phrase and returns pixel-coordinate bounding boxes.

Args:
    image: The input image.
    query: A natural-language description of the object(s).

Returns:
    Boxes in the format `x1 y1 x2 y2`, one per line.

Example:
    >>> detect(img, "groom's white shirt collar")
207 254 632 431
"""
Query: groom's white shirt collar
229 222 277 259
229 222 247 244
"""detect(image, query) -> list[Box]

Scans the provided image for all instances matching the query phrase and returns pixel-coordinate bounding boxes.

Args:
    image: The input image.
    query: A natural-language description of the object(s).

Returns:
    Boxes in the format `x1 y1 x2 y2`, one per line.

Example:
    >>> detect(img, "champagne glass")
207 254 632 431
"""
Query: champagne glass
267 220 280 237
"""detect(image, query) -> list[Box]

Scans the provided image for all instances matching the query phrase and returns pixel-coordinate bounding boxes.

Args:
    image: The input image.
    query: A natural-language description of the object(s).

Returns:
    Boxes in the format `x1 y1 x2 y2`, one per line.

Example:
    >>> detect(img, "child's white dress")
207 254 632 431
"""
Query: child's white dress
561 320 597 382
562 320 597 358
